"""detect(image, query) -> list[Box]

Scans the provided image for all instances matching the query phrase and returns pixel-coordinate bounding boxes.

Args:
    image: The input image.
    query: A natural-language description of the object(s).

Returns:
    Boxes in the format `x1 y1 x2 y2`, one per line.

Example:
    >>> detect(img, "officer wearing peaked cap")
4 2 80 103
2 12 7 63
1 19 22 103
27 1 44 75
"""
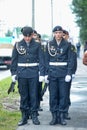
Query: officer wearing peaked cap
63 29 77 120
10 26 45 126
33 30 38 40
21 26 33 36
45 25 74 126
32 31 44 112
52 25 63 32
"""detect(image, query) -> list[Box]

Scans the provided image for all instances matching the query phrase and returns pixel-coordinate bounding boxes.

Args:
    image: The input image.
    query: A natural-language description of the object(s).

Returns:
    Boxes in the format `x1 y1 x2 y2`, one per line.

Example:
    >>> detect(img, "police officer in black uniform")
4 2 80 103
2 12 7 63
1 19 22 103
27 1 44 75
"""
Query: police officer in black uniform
10 26 45 126
32 31 43 111
45 25 74 125
63 29 77 120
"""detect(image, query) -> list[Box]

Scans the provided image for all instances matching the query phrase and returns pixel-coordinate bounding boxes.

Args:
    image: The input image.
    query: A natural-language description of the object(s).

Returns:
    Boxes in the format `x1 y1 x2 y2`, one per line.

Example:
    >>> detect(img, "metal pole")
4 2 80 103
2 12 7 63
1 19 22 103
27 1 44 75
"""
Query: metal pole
51 0 53 30
51 0 53 38
32 0 35 29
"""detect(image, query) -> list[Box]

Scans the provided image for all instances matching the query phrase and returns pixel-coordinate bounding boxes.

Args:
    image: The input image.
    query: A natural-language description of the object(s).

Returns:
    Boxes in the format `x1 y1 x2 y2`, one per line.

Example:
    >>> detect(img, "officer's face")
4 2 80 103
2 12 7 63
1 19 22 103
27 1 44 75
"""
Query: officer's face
33 33 38 40
24 34 33 43
53 31 63 41
63 33 69 40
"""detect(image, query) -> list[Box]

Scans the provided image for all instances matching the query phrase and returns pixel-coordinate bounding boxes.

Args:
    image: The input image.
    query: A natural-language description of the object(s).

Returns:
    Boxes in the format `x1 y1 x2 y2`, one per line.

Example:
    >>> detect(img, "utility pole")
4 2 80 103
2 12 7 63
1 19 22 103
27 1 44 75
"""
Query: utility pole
32 0 35 29
51 0 53 38
51 0 53 30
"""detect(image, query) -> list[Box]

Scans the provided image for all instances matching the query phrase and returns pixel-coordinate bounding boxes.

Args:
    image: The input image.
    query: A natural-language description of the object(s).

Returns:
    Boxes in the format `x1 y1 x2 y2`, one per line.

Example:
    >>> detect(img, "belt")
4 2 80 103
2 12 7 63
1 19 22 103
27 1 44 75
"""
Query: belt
49 62 67 66
18 63 39 67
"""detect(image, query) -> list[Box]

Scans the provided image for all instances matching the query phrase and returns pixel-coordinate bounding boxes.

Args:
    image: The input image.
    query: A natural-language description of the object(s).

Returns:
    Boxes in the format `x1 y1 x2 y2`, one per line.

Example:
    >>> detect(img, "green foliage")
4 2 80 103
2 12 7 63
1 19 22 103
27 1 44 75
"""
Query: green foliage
0 109 20 130
5 30 13 37
5 27 22 39
71 0 87 44
41 34 50 41
0 77 20 130
14 27 22 38
0 77 18 99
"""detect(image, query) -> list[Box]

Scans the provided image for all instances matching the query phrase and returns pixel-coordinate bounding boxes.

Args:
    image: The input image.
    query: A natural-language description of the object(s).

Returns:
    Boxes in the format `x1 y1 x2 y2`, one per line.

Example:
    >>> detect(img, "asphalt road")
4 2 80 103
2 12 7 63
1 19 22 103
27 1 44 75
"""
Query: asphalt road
0 69 11 81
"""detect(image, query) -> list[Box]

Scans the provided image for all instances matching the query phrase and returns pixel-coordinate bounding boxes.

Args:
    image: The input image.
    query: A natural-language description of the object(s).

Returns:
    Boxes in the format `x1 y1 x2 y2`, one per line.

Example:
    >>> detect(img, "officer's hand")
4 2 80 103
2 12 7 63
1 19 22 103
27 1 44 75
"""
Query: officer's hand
39 76 45 82
65 75 71 82
12 75 17 83
44 75 49 83
72 74 75 79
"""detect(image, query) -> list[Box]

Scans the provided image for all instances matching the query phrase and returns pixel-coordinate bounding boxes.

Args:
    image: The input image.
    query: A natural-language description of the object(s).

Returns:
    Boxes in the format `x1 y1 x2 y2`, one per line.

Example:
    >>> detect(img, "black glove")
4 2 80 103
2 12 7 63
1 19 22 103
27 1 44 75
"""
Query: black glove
7 82 16 94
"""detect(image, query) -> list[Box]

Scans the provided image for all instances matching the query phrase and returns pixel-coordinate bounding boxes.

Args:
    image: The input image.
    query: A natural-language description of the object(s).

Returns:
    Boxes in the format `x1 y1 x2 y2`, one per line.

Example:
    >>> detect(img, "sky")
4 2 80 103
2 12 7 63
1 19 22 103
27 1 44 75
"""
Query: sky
0 0 79 42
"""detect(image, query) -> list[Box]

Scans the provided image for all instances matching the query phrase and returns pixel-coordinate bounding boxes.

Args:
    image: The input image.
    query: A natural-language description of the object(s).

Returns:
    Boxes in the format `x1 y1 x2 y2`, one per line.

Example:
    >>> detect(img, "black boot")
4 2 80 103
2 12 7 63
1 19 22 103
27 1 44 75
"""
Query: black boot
38 106 43 111
32 112 40 125
18 111 28 126
26 109 32 119
64 112 71 120
38 100 43 111
57 111 60 124
59 113 67 125
49 112 57 125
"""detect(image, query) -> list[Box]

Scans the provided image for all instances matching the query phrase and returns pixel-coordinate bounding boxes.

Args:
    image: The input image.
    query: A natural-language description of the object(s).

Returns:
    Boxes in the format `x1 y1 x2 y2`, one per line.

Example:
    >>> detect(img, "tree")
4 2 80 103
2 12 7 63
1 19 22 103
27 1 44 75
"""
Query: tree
71 0 87 44
5 30 13 37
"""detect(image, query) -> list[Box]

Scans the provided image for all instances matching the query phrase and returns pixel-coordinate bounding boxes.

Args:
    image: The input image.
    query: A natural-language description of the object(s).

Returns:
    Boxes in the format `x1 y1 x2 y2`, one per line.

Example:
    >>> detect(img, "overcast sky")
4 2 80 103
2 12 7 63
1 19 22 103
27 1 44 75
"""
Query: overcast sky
0 0 79 42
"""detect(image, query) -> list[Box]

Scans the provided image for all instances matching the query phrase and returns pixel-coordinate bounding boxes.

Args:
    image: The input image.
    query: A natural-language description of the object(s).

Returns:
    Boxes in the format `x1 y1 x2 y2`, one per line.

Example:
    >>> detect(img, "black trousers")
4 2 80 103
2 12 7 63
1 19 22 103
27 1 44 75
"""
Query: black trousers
49 76 68 113
38 82 43 107
18 77 39 113
65 80 72 113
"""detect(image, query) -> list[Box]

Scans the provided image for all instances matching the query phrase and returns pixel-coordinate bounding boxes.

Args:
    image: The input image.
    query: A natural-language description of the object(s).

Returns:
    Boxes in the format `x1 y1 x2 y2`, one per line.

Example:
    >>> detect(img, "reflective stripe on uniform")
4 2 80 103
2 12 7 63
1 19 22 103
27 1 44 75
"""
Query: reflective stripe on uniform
49 62 67 66
18 63 39 67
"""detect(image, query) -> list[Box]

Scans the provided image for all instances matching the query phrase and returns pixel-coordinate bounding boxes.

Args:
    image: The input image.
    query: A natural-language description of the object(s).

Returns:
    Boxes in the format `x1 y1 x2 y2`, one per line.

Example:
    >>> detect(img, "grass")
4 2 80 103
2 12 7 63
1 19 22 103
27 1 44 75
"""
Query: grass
0 77 47 130
0 77 21 130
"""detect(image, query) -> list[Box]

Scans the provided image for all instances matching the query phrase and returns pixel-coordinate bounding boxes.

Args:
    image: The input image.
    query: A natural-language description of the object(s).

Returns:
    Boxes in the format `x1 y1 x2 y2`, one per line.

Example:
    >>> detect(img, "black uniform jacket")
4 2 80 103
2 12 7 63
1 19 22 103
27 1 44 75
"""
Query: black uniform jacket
70 43 77 74
10 38 45 78
45 38 74 77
